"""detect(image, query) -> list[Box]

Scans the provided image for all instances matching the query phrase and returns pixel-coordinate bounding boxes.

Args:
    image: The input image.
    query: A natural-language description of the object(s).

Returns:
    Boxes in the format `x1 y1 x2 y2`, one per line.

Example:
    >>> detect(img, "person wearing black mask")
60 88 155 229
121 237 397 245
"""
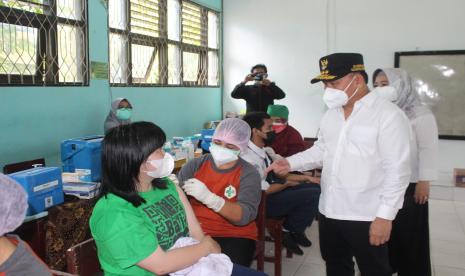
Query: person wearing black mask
231 64 286 113
241 112 321 255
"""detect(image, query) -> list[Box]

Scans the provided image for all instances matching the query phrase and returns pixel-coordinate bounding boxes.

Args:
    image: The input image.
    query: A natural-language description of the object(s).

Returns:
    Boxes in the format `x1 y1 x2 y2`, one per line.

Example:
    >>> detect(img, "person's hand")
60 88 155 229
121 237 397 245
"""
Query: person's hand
183 178 211 202
200 235 221 254
183 178 225 212
369 217 392 246
303 175 321 184
414 181 430 204
243 74 254 83
285 180 300 187
262 79 271 86
265 159 291 176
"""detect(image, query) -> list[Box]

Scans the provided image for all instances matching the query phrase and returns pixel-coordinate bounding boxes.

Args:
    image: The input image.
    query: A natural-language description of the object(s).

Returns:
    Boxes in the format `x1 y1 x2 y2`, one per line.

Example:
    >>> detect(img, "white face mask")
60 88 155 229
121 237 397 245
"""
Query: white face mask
145 152 175 179
209 143 240 167
323 76 359 109
372 86 398 102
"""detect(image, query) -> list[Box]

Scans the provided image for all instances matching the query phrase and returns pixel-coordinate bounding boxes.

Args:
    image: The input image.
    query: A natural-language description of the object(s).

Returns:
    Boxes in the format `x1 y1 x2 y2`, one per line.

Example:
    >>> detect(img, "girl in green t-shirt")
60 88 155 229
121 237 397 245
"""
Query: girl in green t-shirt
90 121 267 276
91 122 220 276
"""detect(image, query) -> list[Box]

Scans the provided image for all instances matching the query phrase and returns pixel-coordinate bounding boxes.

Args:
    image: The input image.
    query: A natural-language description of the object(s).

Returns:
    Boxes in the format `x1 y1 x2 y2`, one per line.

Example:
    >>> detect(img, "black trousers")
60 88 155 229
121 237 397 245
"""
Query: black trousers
318 214 392 276
213 237 256 267
389 183 431 276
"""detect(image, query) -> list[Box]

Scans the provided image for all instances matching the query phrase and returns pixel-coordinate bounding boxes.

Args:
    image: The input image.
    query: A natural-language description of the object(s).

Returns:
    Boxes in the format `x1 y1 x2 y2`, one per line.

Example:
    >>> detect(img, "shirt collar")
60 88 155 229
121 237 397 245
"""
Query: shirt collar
247 141 267 159
335 91 378 116
356 90 377 108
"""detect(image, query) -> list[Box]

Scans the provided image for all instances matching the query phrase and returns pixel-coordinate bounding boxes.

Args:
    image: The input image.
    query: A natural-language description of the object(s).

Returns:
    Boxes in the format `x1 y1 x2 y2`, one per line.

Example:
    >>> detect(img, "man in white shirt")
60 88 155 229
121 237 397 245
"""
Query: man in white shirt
266 53 411 276
241 112 321 255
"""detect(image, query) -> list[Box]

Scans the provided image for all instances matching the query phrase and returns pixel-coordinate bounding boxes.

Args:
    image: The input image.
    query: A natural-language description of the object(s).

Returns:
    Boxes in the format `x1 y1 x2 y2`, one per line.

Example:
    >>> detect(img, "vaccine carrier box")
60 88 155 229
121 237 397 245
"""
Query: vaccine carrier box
9 167 64 216
200 129 215 152
61 136 103 182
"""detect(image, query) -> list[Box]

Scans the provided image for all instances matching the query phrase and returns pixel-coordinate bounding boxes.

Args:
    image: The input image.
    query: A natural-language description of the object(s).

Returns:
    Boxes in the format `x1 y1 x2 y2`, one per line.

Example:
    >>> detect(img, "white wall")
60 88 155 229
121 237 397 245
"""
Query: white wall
223 0 465 188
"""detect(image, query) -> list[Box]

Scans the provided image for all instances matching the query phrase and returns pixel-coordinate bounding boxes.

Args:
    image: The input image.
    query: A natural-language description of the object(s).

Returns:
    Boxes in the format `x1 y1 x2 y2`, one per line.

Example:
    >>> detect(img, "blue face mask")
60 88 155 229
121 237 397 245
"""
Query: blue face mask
116 108 132 120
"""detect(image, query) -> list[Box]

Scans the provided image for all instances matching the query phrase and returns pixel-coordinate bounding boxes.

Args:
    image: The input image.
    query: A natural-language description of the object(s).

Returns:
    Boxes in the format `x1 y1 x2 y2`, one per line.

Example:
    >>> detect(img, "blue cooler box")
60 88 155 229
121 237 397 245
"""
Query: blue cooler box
61 136 103 182
9 167 64 216
200 129 215 152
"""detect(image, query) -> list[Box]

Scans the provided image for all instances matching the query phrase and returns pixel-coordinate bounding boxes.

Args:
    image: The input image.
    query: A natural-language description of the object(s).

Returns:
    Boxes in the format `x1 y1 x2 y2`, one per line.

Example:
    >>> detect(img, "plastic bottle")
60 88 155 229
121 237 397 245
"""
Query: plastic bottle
182 140 195 161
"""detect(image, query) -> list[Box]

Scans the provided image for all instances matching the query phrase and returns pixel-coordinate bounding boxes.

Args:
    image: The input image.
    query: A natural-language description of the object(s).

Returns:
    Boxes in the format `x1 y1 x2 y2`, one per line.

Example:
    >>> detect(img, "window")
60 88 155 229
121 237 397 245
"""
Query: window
0 0 89 85
109 0 220 86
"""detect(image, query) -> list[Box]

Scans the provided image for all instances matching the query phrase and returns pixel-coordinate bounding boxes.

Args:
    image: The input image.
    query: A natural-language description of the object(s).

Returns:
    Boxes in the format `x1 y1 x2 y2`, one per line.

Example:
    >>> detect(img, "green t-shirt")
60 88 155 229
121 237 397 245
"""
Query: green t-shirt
90 179 189 276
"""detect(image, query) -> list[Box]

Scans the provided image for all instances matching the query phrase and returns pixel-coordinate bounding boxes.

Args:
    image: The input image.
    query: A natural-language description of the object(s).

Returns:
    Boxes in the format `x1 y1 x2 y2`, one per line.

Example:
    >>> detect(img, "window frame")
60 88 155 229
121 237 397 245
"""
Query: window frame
109 0 220 88
0 0 90 86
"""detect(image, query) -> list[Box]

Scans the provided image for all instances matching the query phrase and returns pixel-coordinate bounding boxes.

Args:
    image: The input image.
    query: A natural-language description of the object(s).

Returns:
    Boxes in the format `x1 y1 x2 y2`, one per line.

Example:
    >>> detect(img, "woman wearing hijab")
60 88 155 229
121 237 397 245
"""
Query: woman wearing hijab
373 68 438 276
104 98 133 133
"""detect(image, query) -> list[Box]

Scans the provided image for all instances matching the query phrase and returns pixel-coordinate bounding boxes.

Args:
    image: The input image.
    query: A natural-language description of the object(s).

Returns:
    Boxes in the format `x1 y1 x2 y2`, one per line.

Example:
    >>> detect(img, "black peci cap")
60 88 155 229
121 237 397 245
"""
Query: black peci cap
311 53 367 84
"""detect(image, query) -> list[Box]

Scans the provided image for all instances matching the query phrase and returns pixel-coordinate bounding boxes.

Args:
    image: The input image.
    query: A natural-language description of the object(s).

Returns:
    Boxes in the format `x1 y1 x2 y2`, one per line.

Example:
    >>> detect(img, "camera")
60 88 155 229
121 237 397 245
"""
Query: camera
253 73 266 81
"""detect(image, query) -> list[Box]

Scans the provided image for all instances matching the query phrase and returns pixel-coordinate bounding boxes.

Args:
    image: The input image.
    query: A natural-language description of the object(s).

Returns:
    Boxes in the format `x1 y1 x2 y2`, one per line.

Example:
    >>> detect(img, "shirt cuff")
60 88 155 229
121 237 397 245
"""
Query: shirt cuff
286 155 302 172
376 204 398 220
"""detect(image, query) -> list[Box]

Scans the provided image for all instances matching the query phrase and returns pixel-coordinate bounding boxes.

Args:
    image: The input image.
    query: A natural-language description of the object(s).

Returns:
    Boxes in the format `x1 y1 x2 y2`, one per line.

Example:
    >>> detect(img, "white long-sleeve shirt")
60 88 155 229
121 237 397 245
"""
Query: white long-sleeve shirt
409 109 438 182
240 141 272 191
287 92 411 221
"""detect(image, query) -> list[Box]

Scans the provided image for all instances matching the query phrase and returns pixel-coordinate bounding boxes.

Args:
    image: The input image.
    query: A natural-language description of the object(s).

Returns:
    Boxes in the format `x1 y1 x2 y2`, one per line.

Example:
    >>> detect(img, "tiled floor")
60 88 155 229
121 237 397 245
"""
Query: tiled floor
253 199 465 276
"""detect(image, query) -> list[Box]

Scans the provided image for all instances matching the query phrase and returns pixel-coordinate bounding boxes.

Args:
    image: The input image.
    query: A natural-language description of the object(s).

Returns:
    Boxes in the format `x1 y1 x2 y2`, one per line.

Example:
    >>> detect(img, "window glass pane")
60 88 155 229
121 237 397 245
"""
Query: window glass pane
109 0 127 30
57 0 82 20
131 44 159 84
208 51 218 86
208 11 218 49
130 0 160 38
1 0 45 14
58 24 83 82
0 23 38 75
1 0 88 85
167 0 180 41
107 0 220 87
168 44 180 84
182 51 198 82
109 33 128 83
182 1 204 46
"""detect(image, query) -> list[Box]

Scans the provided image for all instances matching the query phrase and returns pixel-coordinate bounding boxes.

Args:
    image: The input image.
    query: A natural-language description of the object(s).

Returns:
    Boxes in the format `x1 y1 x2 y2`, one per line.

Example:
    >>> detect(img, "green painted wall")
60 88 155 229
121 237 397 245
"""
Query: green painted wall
1 0 222 169
192 0 221 10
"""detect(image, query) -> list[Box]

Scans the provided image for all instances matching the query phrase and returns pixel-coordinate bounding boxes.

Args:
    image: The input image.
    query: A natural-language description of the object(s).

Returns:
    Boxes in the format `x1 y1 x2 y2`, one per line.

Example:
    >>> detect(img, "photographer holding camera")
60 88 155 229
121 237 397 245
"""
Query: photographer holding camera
231 64 286 113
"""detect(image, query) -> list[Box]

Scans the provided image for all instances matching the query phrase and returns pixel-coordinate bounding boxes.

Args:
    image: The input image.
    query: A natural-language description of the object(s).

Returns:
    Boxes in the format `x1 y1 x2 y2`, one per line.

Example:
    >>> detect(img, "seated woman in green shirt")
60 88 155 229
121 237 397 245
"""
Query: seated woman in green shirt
90 121 267 276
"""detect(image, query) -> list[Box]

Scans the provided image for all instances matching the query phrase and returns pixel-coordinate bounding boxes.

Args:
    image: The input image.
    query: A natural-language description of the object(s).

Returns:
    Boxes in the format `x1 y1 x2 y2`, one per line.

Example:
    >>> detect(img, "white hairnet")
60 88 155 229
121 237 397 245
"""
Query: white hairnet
212 118 251 152
381 68 430 119
0 173 28 236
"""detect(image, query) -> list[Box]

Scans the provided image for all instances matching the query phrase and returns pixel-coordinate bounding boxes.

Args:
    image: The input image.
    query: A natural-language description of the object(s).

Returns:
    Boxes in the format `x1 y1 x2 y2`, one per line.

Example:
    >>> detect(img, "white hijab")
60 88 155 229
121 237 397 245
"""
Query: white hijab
381 68 431 120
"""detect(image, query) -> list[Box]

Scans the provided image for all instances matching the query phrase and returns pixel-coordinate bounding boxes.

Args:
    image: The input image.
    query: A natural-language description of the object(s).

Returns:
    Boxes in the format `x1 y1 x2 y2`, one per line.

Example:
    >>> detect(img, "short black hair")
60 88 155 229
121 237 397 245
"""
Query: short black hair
101 121 167 207
242 112 270 138
372 68 384 85
251 64 267 73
